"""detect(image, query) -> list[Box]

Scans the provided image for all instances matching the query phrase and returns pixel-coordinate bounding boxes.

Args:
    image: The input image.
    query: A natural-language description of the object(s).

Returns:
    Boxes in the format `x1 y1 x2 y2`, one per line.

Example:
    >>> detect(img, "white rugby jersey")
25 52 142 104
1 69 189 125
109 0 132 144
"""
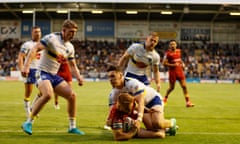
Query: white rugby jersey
110 77 162 106
20 40 42 69
39 32 75 74
125 43 160 75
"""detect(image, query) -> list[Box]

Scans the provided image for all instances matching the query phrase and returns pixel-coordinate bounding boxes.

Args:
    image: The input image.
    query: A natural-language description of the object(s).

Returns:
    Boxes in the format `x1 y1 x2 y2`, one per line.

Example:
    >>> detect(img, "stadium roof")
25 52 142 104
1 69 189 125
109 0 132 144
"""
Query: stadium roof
1 0 240 4
0 2 240 22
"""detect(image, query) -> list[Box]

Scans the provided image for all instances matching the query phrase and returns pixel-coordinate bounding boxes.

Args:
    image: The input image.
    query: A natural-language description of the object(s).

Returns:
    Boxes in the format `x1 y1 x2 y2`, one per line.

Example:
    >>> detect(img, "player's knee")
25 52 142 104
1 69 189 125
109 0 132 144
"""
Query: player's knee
68 91 76 101
42 93 52 101
153 121 165 129
156 131 166 138
170 86 175 90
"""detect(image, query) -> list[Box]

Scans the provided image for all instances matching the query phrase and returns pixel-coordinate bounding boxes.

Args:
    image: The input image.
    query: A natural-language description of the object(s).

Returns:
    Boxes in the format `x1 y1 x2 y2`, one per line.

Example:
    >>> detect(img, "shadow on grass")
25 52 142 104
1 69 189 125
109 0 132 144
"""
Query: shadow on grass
9 126 114 144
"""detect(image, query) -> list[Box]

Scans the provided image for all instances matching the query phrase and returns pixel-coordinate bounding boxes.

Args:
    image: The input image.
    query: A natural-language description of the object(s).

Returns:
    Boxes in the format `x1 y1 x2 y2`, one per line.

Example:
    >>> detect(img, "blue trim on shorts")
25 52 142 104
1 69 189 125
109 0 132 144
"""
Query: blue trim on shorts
145 96 162 108
125 72 150 85
25 69 37 84
37 71 64 88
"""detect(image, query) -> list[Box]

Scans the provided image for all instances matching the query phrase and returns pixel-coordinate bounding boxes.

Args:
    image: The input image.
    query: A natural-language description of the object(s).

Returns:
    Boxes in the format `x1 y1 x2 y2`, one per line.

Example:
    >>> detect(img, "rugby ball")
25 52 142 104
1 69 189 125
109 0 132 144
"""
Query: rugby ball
123 116 134 132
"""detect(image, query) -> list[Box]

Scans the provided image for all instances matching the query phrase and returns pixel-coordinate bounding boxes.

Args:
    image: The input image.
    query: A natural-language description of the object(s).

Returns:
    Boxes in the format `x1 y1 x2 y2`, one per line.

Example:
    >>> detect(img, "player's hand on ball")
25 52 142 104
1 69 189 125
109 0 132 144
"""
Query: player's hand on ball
123 117 134 132
134 119 141 130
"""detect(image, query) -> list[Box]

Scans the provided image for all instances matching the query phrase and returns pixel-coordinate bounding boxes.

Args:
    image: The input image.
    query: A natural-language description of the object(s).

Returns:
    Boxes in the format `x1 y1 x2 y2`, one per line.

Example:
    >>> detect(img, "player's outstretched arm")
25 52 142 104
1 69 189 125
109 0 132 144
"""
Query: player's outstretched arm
112 125 138 141
22 43 44 77
68 59 83 86
134 93 145 122
17 52 26 77
153 65 161 92
118 51 130 72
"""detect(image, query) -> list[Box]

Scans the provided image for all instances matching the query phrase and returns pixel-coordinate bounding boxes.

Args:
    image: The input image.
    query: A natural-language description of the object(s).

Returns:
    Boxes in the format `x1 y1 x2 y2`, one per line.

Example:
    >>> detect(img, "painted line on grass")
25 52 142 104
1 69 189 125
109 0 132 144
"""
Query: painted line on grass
180 132 240 135
1 130 240 135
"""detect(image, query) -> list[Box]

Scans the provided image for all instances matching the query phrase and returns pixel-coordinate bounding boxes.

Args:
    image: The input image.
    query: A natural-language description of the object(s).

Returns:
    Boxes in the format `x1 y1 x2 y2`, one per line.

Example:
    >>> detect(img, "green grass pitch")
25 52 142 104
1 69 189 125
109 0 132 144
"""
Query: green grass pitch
0 81 239 144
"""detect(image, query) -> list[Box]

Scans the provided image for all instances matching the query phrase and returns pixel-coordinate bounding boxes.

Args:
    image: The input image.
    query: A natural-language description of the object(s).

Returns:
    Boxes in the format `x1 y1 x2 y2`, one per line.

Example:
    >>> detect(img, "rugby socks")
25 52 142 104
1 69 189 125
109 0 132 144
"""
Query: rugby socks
30 94 41 110
55 101 58 106
185 96 190 102
26 113 36 124
163 96 168 104
69 117 76 130
24 98 31 118
164 96 168 101
171 120 174 127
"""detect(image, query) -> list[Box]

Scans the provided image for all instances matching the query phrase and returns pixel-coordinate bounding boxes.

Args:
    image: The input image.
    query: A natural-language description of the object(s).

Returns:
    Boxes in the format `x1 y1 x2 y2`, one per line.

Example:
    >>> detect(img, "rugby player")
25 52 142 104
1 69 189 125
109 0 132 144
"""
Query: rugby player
118 31 161 91
17 26 42 119
162 40 194 107
107 92 176 141
21 19 84 135
106 65 177 136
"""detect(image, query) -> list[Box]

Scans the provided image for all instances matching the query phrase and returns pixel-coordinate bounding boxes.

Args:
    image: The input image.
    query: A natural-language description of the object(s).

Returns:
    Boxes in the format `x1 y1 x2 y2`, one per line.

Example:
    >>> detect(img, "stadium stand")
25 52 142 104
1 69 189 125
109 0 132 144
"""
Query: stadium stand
0 2 239 82
0 38 239 82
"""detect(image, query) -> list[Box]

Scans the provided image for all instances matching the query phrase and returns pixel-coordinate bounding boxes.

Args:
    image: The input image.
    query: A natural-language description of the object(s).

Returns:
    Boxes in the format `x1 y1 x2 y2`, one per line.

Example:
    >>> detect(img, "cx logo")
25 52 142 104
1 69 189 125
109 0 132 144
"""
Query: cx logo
0 26 16 34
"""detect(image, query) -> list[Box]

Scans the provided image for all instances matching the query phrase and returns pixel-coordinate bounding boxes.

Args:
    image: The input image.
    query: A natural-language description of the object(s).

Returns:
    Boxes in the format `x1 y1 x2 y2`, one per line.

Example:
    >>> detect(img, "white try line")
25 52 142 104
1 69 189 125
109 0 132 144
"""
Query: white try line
1 130 240 135
180 132 240 135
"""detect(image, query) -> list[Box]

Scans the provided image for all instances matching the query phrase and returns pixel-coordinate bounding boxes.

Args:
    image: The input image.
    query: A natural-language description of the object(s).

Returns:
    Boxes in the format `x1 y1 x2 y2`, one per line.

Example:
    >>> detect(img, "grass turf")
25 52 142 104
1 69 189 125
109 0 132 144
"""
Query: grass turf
0 81 239 144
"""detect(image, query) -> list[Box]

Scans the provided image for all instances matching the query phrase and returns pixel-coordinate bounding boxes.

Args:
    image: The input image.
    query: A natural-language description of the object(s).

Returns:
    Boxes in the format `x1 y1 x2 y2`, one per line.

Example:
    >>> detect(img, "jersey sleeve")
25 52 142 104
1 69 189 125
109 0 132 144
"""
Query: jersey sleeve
40 33 52 48
126 43 138 56
127 79 145 96
109 88 120 106
108 105 123 130
20 42 29 54
66 43 75 60
163 51 170 61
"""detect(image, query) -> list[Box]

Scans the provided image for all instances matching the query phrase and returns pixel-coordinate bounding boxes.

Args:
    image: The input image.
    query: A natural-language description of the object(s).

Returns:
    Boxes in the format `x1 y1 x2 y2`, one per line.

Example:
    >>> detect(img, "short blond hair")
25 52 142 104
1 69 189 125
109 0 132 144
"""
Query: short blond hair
62 19 78 29
149 31 159 37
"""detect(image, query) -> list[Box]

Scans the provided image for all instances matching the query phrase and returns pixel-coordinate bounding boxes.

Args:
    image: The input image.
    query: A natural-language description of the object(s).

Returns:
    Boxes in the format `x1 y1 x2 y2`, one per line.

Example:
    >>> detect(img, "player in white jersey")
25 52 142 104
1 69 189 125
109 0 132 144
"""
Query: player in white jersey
118 31 161 92
17 26 42 119
21 19 85 135
106 65 177 135
104 32 161 130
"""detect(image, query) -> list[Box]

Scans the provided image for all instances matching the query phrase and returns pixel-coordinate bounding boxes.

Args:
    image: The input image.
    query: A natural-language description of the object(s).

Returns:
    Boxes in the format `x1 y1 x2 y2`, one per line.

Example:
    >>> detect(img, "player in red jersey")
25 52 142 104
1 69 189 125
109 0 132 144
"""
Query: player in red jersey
162 40 194 107
54 61 72 109
107 93 168 141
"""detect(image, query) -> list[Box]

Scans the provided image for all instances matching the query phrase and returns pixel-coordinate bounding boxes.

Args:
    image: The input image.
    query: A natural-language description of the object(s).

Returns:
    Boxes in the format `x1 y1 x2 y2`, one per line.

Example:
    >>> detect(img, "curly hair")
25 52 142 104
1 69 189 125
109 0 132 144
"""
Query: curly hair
117 93 134 113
